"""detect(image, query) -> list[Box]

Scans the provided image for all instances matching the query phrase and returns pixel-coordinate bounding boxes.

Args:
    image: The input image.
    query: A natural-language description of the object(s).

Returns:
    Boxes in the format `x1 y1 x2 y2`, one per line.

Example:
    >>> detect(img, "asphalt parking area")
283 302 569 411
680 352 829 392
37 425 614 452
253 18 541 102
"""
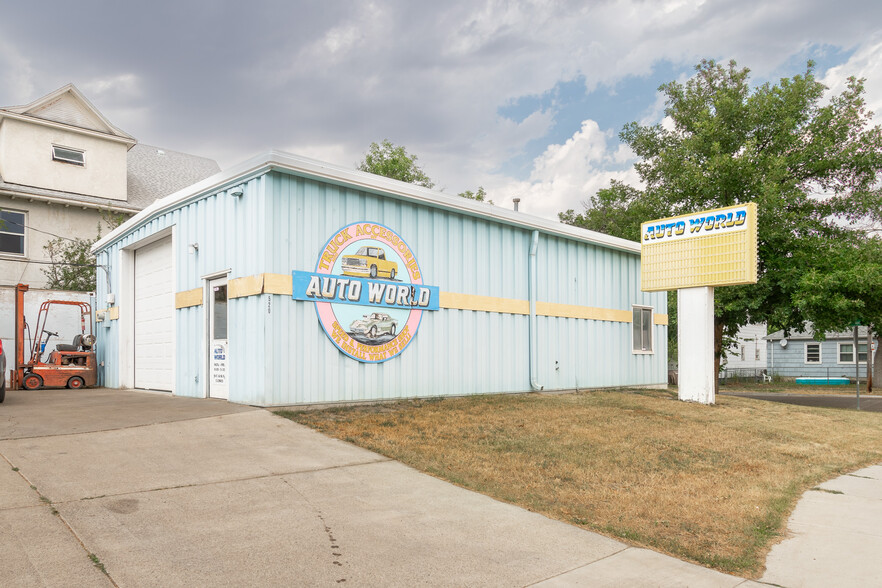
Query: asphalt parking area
722 392 882 412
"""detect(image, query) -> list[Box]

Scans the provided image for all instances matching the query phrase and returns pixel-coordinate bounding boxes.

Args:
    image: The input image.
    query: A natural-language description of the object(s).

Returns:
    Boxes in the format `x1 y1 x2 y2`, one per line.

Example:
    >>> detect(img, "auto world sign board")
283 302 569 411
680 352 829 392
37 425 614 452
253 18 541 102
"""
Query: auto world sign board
293 222 439 363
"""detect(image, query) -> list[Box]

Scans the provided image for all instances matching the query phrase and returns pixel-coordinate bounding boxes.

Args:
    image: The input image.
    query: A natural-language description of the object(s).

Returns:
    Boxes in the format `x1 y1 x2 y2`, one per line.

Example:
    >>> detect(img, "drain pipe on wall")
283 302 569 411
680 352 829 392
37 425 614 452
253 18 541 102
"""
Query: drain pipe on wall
529 230 543 391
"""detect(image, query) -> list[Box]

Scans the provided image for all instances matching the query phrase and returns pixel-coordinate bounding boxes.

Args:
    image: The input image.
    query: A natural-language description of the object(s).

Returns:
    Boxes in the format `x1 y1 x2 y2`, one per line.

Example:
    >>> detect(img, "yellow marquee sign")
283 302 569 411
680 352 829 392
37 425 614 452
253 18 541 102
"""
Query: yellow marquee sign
640 203 758 292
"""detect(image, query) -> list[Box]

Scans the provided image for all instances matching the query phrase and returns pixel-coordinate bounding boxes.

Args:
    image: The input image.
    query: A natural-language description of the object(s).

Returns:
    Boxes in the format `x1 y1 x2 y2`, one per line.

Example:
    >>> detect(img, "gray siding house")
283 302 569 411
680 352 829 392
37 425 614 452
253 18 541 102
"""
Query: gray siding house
765 327 872 379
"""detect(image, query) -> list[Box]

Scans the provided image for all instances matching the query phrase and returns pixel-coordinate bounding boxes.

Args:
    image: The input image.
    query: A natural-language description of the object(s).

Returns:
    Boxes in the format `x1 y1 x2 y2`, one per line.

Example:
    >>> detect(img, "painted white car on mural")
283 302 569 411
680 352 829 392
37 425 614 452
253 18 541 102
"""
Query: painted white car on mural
349 312 398 339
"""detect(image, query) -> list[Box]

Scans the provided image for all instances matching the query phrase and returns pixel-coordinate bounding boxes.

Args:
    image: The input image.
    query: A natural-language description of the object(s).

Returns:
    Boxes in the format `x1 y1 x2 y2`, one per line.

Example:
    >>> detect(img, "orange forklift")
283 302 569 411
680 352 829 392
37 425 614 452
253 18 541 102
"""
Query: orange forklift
13 283 97 390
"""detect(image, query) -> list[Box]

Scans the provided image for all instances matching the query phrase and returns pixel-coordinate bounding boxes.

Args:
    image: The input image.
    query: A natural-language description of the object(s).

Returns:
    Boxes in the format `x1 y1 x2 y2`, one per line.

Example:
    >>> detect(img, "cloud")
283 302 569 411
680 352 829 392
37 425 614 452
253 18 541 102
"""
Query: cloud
821 35 882 126
484 119 641 220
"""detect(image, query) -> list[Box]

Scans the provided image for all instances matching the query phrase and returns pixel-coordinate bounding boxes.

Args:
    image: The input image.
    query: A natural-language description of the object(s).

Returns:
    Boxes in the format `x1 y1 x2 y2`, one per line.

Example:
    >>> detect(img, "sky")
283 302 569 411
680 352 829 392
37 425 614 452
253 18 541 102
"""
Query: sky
2 0 881 221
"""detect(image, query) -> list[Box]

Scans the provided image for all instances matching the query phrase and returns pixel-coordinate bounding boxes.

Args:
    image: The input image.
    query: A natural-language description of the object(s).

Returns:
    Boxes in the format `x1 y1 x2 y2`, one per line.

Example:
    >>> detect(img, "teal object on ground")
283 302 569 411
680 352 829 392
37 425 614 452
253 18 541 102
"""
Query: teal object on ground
795 377 850 385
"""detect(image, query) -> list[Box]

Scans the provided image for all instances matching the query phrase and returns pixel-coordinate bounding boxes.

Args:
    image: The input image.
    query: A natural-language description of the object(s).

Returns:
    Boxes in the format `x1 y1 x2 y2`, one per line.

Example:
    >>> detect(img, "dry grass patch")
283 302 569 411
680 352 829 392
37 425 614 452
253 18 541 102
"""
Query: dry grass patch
277 388 882 577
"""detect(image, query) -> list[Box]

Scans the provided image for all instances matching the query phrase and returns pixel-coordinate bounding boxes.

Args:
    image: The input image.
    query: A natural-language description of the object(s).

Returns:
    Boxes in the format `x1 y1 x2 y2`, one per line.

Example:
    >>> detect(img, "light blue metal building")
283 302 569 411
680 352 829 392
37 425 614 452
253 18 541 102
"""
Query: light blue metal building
91 151 667 406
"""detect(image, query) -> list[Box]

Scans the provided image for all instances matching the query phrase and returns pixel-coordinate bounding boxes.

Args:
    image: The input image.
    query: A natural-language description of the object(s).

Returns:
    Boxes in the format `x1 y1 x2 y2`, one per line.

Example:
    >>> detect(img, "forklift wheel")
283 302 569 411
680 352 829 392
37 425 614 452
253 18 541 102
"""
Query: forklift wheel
23 374 43 390
67 376 85 390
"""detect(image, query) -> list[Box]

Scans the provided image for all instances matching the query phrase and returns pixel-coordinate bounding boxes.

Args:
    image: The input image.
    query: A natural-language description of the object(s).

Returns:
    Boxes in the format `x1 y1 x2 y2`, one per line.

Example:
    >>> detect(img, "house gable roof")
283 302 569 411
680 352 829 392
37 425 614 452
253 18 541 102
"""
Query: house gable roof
1 83 136 143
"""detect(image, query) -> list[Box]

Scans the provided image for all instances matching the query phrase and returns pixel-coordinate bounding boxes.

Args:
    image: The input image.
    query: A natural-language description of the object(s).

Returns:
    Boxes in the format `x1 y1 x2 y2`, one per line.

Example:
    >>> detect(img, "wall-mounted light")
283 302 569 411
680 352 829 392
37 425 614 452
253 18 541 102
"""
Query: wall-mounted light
188 243 199 255
230 185 244 197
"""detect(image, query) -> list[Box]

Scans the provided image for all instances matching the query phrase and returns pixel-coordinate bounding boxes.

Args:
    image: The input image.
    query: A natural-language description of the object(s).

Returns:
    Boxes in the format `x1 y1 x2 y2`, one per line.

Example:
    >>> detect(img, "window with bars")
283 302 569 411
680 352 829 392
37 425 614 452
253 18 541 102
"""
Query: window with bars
805 342 821 364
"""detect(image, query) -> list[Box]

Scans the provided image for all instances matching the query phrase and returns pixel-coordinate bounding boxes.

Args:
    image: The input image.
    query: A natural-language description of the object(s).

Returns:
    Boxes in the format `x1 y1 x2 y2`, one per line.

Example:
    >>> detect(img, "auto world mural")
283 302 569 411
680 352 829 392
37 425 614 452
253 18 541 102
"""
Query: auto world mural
293 222 439 362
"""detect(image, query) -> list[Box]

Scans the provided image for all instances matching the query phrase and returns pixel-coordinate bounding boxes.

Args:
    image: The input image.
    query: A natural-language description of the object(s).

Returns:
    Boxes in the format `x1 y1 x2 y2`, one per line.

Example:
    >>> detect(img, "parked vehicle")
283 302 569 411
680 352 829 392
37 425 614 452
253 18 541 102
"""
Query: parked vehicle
0 338 6 402
342 246 398 279
12 284 97 390
349 312 398 339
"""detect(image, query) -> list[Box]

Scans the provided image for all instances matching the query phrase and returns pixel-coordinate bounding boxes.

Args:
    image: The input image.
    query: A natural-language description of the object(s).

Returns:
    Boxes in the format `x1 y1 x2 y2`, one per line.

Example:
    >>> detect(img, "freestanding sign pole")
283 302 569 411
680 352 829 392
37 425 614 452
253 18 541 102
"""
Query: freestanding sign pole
640 203 758 405
678 287 716 404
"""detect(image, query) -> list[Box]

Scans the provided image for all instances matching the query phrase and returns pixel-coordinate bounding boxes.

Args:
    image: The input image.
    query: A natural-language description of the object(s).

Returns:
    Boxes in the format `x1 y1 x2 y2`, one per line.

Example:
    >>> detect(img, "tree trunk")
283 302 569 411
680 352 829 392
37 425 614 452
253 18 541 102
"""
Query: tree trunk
714 317 724 396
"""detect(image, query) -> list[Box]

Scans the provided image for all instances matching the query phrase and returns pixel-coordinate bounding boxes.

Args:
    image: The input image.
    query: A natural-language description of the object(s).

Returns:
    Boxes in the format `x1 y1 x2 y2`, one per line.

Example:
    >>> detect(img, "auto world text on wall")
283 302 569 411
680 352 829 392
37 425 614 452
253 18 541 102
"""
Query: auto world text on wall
293 222 439 362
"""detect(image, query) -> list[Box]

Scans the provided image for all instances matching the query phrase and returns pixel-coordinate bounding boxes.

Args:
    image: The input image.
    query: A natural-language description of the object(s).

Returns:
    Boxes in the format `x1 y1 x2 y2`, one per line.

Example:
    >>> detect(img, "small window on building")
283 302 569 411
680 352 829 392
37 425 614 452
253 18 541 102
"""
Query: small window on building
0 209 26 255
838 342 868 364
805 342 821 364
52 145 85 166
632 306 653 353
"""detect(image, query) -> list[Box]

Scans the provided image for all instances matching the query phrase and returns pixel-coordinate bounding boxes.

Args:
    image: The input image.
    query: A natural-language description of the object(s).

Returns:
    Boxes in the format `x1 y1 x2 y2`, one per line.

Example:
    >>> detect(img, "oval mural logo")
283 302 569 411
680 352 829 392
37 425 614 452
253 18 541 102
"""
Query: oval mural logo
292 222 439 362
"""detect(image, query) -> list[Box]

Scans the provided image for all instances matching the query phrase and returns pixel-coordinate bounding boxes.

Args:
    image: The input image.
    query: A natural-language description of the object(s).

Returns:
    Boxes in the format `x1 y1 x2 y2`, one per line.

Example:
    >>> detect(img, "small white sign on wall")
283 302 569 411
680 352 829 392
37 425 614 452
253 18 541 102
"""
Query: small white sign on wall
212 341 227 385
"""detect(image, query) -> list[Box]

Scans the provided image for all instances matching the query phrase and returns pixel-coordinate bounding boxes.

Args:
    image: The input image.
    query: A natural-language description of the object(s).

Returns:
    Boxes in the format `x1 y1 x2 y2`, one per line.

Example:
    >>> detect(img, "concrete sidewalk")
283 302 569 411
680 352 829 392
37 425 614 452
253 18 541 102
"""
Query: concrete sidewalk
0 388 859 587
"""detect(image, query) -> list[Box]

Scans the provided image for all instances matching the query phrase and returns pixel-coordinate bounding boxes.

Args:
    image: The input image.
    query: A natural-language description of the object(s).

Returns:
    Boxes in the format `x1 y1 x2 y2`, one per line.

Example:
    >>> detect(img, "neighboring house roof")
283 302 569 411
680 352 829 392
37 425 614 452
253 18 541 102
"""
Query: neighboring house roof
766 326 870 341
1 84 221 212
127 144 221 209
1 83 136 143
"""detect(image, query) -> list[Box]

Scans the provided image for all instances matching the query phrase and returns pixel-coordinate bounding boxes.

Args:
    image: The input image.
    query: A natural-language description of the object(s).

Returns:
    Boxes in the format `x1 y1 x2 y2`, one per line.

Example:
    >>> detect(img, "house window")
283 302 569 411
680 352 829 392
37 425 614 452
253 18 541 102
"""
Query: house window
632 306 653 353
805 343 822 364
0 209 26 255
52 145 85 166
838 342 868 364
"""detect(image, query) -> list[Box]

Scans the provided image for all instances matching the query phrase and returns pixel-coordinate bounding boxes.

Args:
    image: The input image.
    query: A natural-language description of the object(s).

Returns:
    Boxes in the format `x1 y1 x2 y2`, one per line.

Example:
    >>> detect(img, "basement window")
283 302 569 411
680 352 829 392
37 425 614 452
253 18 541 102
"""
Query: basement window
632 306 653 354
52 145 85 166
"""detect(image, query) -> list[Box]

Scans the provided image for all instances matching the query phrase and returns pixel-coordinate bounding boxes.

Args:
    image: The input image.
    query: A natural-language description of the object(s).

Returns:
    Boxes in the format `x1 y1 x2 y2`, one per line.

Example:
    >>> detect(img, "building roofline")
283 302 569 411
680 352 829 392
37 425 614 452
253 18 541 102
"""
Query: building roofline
92 150 641 254
0 182 141 214
2 83 136 143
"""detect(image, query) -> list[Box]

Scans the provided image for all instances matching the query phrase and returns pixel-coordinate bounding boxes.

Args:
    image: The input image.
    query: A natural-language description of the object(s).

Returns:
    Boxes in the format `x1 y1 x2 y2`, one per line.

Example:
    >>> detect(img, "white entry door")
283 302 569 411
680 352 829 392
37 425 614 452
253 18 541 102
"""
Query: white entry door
208 277 229 399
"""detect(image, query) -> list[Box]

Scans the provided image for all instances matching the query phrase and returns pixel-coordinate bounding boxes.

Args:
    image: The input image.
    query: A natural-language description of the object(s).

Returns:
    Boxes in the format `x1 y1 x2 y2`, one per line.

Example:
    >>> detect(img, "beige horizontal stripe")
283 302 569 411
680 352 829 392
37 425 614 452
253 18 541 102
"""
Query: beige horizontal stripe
177 274 663 325
439 292 530 315
175 288 203 309
228 275 264 299
264 273 293 296
536 301 632 323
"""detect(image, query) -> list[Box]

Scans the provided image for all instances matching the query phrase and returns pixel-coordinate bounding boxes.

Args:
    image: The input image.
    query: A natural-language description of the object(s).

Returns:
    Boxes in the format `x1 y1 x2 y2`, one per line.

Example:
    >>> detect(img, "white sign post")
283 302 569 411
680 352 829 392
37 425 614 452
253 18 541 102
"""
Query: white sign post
677 287 716 404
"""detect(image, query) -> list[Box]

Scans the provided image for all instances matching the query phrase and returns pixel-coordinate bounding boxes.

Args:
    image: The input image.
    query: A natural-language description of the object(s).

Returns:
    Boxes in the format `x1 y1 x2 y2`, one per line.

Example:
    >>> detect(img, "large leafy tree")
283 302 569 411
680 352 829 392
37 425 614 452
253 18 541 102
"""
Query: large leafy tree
358 139 435 188
562 60 882 373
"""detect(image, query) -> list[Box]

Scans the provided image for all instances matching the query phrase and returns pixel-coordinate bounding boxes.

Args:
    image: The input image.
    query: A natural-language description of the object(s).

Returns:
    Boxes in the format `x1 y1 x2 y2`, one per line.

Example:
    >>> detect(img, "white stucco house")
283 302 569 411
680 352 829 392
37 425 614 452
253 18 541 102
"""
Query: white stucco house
0 84 220 288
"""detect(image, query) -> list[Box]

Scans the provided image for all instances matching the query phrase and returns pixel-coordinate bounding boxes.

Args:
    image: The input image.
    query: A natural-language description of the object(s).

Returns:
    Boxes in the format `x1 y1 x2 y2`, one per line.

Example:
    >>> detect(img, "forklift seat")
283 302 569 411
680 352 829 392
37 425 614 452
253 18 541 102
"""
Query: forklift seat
56 334 83 352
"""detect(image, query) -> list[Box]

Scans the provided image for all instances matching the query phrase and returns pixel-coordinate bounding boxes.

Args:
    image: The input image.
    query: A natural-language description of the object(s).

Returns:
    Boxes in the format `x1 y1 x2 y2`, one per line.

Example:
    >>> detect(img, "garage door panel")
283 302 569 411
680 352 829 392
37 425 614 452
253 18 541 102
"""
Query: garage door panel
134 237 174 391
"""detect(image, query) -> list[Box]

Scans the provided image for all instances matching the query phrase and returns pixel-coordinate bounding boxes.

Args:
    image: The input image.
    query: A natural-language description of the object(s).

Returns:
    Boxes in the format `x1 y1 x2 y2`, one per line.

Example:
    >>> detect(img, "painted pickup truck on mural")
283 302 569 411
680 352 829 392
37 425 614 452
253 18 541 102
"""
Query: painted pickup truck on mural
341 246 398 280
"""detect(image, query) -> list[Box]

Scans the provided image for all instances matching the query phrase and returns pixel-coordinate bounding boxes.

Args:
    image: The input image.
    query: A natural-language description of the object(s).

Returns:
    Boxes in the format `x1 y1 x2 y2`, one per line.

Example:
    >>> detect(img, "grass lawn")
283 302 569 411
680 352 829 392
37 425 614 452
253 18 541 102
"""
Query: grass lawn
277 388 882 577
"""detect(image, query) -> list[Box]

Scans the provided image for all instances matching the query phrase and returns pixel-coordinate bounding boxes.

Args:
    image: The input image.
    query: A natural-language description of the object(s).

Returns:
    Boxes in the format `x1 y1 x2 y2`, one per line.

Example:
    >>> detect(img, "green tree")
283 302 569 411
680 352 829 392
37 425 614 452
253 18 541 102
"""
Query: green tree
562 59 882 375
42 211 128 291
458 186 494 204
358 139 435 188
43 236 97 291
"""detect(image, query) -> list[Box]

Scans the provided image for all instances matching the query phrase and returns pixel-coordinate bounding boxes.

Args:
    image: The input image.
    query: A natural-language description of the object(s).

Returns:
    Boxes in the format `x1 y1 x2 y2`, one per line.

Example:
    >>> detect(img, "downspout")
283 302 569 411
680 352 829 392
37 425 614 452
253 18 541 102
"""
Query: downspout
529 230 543 390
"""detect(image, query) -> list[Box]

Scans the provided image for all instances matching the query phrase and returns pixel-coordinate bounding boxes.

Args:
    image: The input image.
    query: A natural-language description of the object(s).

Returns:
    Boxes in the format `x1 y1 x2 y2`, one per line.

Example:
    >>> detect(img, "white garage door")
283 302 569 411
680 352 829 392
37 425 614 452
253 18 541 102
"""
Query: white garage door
134 237 174 391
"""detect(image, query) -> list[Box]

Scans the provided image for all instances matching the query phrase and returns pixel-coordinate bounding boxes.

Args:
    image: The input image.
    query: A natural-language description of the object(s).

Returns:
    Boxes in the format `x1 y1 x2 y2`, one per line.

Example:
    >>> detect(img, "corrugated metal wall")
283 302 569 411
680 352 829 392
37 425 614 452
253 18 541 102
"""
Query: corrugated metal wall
95 169 667 405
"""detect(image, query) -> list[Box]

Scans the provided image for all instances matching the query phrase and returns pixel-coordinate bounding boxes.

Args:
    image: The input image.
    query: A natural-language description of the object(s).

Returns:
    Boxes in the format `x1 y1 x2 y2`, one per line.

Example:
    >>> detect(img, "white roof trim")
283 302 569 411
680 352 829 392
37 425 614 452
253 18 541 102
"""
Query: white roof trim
92 150 641 254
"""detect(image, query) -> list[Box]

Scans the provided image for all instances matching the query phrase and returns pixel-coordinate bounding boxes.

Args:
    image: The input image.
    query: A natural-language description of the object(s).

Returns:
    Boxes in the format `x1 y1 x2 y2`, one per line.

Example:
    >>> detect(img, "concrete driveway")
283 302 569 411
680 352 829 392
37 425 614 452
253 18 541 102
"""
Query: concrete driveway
0 388 760 587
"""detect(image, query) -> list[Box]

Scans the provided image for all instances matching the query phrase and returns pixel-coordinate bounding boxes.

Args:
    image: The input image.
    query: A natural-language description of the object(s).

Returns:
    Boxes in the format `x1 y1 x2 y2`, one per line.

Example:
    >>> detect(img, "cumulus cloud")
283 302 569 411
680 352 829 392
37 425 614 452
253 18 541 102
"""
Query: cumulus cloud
485 120 641 220
0 0 880 202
